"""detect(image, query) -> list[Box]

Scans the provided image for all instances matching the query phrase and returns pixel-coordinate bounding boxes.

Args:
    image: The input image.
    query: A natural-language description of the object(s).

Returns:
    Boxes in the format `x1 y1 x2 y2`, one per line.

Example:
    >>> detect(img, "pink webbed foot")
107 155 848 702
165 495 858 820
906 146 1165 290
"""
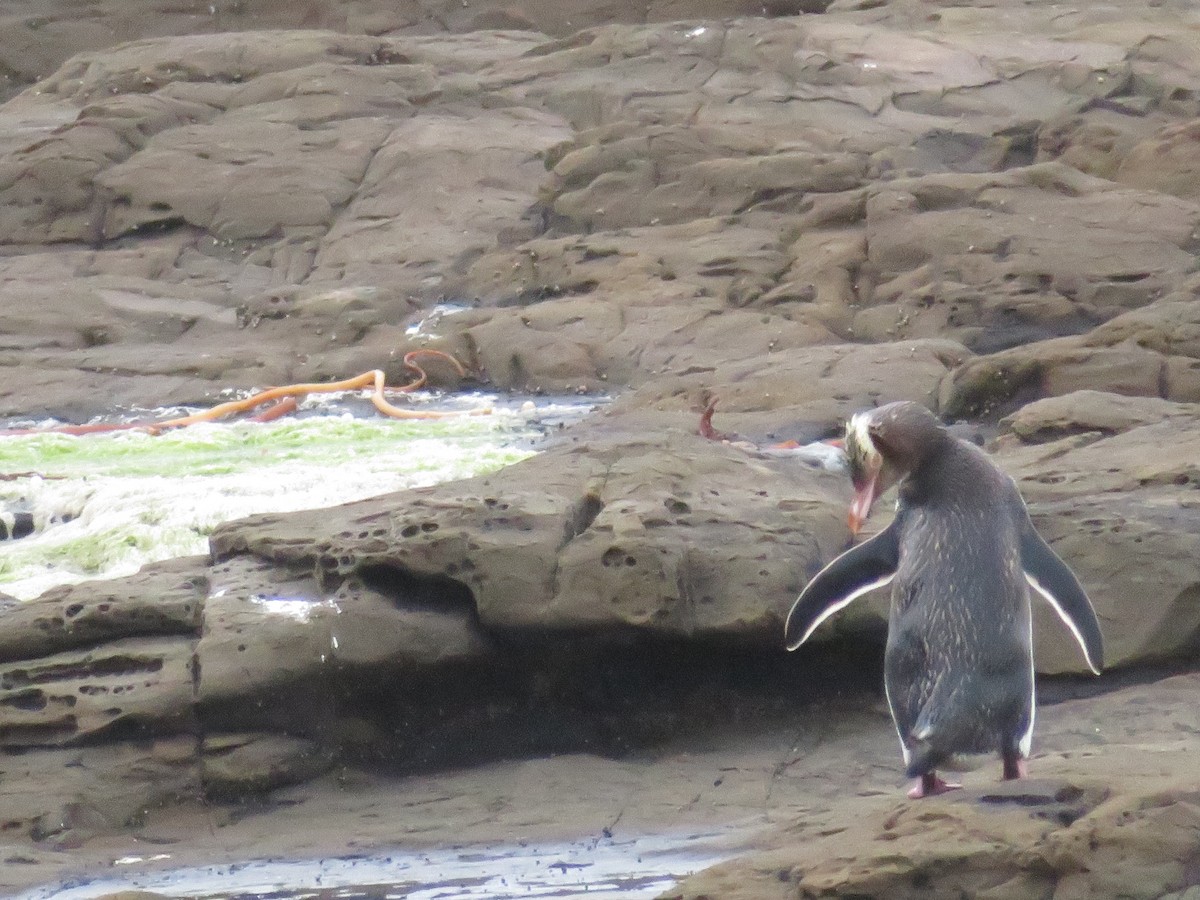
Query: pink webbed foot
907 772 962 799
1002 756 1028 781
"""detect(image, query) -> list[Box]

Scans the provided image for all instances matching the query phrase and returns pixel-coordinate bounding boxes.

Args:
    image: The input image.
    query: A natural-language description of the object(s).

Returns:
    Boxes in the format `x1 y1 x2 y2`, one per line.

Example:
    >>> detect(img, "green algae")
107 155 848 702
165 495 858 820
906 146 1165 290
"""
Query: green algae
0 412 540 598
0 416 523 479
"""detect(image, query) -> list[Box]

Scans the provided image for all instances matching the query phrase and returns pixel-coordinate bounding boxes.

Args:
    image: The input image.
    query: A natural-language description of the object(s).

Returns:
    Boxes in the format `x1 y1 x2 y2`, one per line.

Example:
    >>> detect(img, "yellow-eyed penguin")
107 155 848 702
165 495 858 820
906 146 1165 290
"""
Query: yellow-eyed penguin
785 401 1103 797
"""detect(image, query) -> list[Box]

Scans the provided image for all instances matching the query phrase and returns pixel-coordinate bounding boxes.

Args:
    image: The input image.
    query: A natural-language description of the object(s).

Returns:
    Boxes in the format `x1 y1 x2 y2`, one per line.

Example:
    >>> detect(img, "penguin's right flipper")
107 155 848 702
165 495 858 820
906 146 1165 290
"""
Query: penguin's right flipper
1018 515 1104 675
785 516 900 651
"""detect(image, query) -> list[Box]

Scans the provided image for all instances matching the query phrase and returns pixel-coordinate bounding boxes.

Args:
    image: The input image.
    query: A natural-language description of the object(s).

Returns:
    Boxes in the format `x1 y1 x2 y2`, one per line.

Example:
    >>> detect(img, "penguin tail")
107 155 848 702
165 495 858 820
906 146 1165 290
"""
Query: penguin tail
904 738 947 778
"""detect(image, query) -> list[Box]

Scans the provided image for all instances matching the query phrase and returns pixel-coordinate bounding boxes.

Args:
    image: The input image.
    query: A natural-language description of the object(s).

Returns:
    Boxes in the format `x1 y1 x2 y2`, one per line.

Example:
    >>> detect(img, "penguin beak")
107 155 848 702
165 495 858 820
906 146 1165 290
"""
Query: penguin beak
844 412 883 535
849 472 878 535
848 468 880 535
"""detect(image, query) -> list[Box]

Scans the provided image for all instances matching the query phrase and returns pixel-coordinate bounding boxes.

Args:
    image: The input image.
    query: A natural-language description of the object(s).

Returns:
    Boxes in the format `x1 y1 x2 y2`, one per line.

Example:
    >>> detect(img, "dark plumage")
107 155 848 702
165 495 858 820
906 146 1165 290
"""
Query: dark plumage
785 401 1103 797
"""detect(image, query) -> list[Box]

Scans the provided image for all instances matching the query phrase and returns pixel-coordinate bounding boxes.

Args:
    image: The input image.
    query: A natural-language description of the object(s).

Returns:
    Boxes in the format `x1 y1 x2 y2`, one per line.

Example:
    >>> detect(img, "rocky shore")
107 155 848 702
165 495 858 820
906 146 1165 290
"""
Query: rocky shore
1 0 1199 895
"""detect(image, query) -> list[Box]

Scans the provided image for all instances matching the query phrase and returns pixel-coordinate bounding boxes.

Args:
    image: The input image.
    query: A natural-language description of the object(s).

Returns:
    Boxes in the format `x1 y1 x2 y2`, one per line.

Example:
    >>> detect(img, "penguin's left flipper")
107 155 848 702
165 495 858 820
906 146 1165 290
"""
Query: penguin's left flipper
1019 516 1104 675
785 515 900 651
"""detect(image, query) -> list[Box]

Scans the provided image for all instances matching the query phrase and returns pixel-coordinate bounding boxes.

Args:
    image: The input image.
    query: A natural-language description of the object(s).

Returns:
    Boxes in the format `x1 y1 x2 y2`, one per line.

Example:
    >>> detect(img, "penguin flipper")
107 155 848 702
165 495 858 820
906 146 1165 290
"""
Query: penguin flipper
1019 518 1104 674
785 517 900 651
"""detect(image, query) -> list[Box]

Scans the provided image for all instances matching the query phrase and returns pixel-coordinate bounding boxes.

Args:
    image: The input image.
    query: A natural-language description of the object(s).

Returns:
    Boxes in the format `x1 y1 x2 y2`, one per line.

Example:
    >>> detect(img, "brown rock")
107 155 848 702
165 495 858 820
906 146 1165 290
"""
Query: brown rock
210 428 851 639
999 390 1200 443
858 164 1200 353
0 635 195 748
940 293 1200 418
0 735 199 854
200 732 335 799
608 338 970 438
670 674 1200 900
0 557 205 664
998 419 1200 673
1037 109 1161 181
1116 118 1200 201
195 555 492 711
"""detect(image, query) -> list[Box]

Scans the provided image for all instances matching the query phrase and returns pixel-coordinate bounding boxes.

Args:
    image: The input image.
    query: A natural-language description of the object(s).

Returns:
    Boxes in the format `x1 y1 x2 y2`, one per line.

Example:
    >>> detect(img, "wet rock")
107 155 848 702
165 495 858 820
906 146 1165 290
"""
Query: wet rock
195 555 492 723
201 733 336 799
0 736 199 844
0 634 196 748
0 557 205 664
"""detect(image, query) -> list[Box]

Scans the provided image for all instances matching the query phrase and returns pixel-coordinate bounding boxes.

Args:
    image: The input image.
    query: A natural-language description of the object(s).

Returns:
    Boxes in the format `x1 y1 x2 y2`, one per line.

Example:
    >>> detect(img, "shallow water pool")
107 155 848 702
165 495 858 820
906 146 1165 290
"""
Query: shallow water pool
14 829 742 900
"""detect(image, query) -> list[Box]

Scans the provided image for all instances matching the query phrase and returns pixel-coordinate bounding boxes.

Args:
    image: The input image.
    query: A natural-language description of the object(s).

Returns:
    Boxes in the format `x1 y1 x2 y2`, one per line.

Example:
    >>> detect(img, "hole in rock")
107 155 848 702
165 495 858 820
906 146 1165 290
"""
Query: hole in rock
601 547 625 566
357 563 478 616
309 632 888 774
128 215 186 236
1 690 47 711
566 492 604 541
3 655 163 688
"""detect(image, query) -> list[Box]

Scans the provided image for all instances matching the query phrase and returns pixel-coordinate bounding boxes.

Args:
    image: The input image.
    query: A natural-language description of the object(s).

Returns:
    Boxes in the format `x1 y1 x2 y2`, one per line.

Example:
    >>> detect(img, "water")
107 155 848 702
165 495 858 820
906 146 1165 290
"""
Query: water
0 392 596 599
13 830 742 900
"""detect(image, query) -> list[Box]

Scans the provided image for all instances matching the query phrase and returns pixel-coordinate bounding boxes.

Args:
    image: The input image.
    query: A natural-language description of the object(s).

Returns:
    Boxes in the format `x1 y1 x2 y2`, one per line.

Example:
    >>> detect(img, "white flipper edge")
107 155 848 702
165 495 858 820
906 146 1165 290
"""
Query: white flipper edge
792 573 894 649
1025 572 1102 675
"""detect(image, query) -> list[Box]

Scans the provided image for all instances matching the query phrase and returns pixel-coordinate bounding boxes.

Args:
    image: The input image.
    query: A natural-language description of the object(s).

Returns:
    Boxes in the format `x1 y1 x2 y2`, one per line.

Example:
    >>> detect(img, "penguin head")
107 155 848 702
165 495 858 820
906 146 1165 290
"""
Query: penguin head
844 401 948 533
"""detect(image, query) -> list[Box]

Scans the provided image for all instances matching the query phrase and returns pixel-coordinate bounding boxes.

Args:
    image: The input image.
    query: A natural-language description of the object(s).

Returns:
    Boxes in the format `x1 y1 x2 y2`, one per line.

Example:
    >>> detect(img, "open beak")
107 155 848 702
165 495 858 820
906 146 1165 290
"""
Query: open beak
847 459 882 535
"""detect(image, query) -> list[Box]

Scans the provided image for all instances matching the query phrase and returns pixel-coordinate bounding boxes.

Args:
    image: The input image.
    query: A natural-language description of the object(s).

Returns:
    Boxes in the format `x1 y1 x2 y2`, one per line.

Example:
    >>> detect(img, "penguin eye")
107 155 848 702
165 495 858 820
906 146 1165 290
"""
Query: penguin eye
868 423 894 457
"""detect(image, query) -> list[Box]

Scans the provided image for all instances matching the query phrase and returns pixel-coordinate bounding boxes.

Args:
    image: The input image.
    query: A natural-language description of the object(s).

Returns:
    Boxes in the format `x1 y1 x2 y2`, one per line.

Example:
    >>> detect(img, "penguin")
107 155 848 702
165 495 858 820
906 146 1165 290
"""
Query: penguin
785 401 1103 798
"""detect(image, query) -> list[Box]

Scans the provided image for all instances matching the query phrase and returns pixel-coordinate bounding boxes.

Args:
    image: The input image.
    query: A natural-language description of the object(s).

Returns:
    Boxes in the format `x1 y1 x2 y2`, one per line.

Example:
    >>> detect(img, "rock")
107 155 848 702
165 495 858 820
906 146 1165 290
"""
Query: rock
605 339 970 440
669 673 1200 900
998 419 1200 673
209 428 851 639
200 733 335 799
0 0 1200 889
1116 119 1200 201
0 13 1196 413
0 0 818 94
999 390 1200 443
0 634 196 747
856 164 1200 353
0 736 199 847
0 557 205 664
940 292 1200 420
195 554 493 718
1037 108 1161 181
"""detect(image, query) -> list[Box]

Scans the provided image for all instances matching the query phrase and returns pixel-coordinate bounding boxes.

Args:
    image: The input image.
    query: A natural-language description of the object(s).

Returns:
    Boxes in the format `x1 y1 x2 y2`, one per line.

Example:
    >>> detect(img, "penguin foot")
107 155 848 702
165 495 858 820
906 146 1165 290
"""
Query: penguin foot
907 772 961 799
1002 756 1028 781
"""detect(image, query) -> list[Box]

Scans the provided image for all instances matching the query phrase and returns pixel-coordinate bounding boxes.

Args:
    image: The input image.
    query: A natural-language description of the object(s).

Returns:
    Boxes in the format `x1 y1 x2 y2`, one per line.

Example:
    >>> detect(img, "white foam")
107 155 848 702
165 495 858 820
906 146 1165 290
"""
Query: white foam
0 400 597 600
